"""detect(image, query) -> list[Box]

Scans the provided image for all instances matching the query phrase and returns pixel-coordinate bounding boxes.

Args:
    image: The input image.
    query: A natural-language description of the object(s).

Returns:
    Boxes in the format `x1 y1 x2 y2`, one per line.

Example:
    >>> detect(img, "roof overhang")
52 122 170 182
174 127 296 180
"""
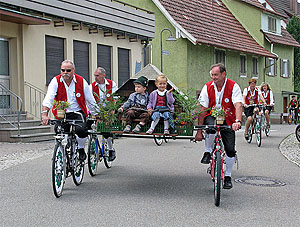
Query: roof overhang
0 7 51 25
282 91 300 96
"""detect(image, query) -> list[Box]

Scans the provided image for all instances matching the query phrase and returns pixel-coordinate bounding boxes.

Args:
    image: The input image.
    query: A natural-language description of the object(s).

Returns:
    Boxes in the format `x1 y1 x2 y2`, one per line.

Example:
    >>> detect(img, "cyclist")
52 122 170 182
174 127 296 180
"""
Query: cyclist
42 60 98 161
288 96 298 122
243 78 266 140
195 63 243 189
90 67 118 161
260 82 274 128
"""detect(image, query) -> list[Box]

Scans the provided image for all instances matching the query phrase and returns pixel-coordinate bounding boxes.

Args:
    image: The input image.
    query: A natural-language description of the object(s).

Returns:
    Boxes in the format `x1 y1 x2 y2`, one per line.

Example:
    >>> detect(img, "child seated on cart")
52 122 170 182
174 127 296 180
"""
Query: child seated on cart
146 74 175 135
118 76 150 133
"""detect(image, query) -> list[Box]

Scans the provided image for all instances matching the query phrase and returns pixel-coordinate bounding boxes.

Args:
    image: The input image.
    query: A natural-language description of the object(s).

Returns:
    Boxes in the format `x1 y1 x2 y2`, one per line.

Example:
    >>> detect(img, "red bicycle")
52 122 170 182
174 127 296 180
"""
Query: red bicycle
195 124 232 206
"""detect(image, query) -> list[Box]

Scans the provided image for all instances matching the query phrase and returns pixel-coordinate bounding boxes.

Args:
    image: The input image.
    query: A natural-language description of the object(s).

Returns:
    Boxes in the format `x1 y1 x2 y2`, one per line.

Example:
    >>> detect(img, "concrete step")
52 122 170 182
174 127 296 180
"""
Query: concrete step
0 125 52 136
0 119 41 128
0 113 27 121
9 132 55 143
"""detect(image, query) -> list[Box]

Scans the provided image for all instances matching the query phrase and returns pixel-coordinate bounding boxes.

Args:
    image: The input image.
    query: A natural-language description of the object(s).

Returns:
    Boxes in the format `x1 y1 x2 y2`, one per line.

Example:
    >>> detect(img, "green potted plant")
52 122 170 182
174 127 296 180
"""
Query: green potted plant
52 100 71 119
210 106 226 125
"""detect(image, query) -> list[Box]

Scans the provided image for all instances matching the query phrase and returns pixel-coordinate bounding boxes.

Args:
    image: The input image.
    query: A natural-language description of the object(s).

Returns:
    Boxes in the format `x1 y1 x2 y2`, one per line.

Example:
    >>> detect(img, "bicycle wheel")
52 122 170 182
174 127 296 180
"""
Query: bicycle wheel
72 143 85 186
247 125 253 143
295 125 300 143
102 139 112 168
255 117 262 147
52 142 66 198
214 151 222 207
154 135 163 146
288 114 292 125
87 135 99 177
164 135 169 143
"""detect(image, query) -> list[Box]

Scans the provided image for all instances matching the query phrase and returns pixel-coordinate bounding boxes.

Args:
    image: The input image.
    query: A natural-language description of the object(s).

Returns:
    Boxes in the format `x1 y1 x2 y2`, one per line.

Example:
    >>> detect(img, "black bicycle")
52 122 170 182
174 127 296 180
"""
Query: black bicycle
50 112 85 198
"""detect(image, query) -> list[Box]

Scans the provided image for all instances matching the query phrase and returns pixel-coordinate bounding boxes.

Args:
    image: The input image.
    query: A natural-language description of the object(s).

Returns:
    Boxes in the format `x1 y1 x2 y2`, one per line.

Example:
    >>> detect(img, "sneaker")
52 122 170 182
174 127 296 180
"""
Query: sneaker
109 149 116 161
123 125 131 133
244 133 249 140
132 124 142 133
223 176 233 189
78 148 86 161
146 128 154 134
201 152 211 164
164 129 170 135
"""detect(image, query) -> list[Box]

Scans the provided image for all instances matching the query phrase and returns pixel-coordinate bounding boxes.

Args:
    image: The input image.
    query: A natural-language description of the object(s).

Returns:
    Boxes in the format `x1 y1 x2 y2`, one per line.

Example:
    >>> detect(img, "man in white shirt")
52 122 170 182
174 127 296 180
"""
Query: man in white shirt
89 67 117 161
42 60 97 161
195 63 243 189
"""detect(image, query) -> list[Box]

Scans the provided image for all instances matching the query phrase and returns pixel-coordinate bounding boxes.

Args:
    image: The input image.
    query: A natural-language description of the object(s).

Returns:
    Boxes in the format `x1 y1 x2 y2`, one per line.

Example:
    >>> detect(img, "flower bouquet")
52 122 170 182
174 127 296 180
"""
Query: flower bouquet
52 100 71 119
211 106 226 125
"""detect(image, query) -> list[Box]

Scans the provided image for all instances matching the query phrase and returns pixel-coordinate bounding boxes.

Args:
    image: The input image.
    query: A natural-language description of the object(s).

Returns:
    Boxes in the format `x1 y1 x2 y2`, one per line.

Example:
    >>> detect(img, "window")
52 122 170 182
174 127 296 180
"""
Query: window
143 44 152 66
280 59 290 78
266 58 276 76
252 57 258 77
118 48 130 86
240 55 247 77
97 44 112 79
74 40 90 83
45 36 64 85
268 16 277 33
0 39 10 108
215 49 226 65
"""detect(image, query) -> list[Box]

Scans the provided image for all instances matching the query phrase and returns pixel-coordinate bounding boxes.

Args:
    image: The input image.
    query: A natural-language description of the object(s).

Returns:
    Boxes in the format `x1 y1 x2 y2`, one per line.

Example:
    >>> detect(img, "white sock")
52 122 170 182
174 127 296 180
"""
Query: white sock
225 156 235 177
150 118 160 130
76 136 88 149
164 120 169 130
205 133 215 153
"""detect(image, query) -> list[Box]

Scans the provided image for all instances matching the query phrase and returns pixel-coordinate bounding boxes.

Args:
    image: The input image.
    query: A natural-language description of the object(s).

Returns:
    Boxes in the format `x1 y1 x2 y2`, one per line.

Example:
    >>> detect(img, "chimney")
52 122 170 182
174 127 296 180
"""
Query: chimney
290 0 298 14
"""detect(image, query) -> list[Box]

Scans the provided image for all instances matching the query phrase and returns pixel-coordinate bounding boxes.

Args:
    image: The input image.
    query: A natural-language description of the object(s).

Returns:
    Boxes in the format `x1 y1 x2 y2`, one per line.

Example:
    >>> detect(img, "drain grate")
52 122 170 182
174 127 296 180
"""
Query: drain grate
235 176 286 187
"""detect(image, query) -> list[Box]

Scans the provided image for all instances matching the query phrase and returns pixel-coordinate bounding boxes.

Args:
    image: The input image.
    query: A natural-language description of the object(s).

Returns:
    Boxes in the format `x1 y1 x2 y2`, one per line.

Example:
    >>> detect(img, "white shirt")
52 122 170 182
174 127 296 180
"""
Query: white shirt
242 86 261 104
89 78 117 101
43 75 98 115
198 78 243 108
261 90 275 105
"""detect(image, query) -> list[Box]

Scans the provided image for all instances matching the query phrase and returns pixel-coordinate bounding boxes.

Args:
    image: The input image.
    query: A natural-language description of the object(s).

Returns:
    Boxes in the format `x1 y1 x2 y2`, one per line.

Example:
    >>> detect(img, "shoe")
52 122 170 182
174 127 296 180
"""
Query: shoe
170 128 176 134
244 133 249 140
201 152 211 164
164 129 169 135
78 148 86 161
223 176 233 189
267 123 270 128
108 149 116 161
146 128 154 134
132 124 142 133
123 125 131 133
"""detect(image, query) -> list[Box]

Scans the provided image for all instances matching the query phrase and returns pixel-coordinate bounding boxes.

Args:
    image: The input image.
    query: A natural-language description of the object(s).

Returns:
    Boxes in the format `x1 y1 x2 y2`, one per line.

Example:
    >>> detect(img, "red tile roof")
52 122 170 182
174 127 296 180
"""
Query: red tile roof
158 0 277 58
263 27 300 48
266 0 300 20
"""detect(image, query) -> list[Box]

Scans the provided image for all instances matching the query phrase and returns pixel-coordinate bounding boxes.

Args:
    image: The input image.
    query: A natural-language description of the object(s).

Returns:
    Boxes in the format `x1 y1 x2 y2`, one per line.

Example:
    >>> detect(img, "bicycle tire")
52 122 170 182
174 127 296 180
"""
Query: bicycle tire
214 151 222 207
296 125 300 143
87 135 99 177
52 142 66 198
288 114 292 125
154 135 163 146
72 142 85 186
164 135 169 143
247 125 253 143
256 116 262 147
102 140 112 168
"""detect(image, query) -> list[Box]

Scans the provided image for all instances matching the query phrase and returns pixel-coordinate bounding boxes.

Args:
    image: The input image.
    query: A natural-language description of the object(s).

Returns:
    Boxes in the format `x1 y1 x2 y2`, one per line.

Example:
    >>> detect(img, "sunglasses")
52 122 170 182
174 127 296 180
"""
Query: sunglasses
61 69 72 72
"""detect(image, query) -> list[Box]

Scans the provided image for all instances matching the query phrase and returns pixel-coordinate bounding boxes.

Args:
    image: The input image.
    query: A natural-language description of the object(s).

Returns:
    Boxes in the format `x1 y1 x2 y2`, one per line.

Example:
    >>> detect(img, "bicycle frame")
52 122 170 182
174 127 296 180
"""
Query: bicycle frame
211 125 225 181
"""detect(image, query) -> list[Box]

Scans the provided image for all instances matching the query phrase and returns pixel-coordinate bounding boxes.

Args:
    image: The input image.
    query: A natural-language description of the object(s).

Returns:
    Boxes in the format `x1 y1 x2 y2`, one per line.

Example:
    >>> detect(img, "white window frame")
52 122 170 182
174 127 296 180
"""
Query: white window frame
267 58 276 76
268 16 277 33
281 59 289 78
240 55 247 77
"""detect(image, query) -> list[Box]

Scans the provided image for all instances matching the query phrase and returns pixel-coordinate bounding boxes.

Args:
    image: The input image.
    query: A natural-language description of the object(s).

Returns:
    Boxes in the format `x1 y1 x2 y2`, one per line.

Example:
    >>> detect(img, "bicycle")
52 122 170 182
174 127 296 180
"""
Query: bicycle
245 104 263 147
87 120 113 176
50 112 85 198
288 107 297 125
260 105 271 137
194 124 232 207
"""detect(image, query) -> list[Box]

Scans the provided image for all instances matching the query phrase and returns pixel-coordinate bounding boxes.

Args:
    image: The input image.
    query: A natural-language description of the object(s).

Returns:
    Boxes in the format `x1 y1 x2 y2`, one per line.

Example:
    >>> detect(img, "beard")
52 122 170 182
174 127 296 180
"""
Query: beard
62 74 72 80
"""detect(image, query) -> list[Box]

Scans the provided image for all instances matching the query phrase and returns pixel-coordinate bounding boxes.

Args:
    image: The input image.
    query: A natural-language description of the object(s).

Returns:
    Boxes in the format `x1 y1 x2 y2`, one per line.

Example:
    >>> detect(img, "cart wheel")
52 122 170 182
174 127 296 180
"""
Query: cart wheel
153 135 163 146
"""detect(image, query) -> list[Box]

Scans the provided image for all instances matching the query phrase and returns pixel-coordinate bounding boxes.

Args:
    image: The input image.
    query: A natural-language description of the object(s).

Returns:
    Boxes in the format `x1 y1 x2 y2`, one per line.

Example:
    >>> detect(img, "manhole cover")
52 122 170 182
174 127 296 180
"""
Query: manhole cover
235 176 286 187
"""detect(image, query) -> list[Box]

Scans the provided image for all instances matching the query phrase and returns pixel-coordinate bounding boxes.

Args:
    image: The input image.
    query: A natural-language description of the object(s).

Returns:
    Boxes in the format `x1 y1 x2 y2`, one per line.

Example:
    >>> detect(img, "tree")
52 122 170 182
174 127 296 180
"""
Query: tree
287 15 300 92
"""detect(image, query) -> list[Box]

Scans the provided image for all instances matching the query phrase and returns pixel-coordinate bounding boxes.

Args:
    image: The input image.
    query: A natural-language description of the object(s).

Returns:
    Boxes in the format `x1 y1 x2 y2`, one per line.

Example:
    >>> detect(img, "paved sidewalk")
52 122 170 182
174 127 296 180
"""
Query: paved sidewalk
279 133 300 167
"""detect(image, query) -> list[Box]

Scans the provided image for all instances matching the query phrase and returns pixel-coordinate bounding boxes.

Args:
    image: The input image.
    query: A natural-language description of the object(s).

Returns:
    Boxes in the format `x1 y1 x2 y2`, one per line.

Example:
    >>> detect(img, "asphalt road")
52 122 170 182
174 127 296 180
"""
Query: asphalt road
0 124 299 226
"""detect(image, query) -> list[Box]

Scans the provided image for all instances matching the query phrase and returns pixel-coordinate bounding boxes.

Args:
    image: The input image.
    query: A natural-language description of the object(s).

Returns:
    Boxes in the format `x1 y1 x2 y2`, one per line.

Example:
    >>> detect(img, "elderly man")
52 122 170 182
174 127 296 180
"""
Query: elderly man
90 67 118 161
42 60 97 161
195 63 243 189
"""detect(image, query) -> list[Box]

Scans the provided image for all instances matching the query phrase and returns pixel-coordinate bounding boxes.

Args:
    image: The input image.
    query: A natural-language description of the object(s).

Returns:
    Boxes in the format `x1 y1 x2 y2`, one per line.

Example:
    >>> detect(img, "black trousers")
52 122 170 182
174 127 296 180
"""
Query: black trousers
204 115 236 158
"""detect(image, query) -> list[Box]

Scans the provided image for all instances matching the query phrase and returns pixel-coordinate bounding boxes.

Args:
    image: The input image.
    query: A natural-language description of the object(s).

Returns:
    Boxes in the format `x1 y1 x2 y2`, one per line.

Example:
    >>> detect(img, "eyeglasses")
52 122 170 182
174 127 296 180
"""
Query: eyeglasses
61 69 72 72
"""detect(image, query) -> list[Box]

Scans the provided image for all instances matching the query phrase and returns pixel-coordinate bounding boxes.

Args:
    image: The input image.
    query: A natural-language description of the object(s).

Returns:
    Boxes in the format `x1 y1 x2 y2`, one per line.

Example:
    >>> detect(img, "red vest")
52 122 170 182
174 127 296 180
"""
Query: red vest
52 74 88 119
245 87 259 105
91 79 113 103
262 90 270 104
207 79 236 125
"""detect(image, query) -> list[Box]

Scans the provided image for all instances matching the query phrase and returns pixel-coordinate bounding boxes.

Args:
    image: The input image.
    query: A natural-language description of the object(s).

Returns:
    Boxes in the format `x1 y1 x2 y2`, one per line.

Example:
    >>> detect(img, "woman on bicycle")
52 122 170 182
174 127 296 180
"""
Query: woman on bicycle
243 78 266 140
288 96 298 123
260 82 274 128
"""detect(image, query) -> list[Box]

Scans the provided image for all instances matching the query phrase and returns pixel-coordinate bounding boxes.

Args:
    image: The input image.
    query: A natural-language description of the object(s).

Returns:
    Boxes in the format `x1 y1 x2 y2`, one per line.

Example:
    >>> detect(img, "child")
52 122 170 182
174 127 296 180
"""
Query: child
146 75 175 135
118 76 150 133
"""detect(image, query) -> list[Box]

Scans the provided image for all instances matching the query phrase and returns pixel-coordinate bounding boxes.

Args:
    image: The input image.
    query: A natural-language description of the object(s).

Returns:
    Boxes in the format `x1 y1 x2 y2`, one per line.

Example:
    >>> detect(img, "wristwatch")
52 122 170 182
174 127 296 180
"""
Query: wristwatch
235 119 242 124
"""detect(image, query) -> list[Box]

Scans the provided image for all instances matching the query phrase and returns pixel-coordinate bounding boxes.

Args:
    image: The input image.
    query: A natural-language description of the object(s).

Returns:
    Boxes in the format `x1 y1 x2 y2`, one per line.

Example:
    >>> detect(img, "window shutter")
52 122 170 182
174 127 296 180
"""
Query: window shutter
45 36 64 85
275 59 277 76
118 48 130 87
97 44 112 79
74 40 89 83
287 59 291 77
280 59 283 76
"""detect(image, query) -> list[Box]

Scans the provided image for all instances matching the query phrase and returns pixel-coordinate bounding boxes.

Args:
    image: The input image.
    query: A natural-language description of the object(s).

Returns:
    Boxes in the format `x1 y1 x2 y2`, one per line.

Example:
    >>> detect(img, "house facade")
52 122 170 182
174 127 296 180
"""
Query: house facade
0 0 155 118
122 0 300 114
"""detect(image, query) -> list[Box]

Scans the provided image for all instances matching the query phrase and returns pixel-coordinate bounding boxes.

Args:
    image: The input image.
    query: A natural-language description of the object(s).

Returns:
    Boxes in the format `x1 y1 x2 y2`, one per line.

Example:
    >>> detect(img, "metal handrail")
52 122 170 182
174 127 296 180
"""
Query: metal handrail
24 81 52 120
0 83 23 136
